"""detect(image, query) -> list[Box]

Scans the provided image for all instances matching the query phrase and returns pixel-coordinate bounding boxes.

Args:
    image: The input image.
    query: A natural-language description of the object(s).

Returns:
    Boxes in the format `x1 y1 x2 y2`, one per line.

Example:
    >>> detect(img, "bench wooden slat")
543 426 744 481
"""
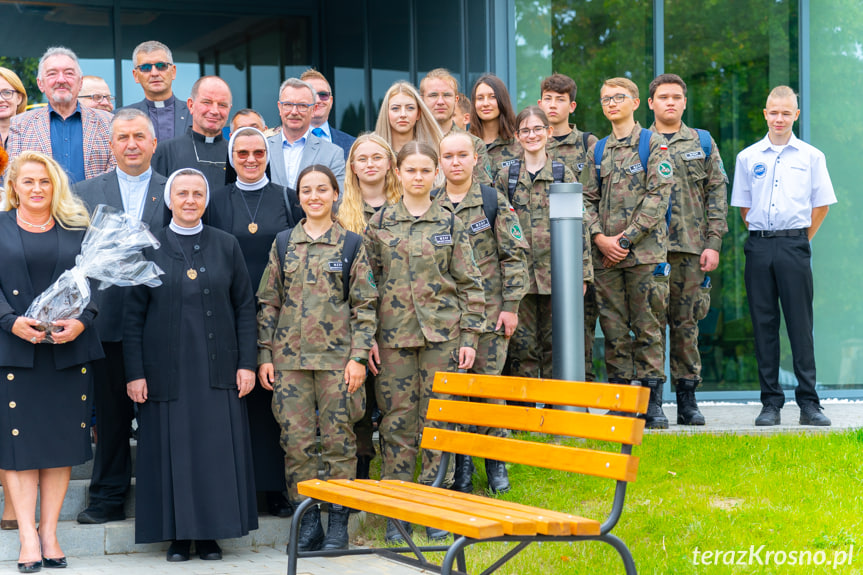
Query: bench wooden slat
420 429 639 482
426 399 645 444
380 481 601 536
329 480 540 536
433 372 649 414
297 479 504 539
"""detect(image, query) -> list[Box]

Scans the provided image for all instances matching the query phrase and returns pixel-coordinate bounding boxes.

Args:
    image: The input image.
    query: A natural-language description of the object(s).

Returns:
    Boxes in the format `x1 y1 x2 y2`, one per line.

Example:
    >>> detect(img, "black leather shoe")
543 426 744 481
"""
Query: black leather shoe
196 539 222 560
17 562 41 573
451 454 475 493
41 556 66 569
485 459 511 494
297 505 325 551
76 506 124 525
384 519 412 543
166 539 191 562
426 526 449 541
799 405 831 426
266 491 294 518
755 405 781 426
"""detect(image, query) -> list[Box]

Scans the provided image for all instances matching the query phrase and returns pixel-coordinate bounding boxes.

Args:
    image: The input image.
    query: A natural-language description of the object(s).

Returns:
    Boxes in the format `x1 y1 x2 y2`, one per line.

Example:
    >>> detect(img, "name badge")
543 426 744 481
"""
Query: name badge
433 233 453 246
684 150 705 160
470 218 491 234
328 261 343 272
500 159 519 168
626 163 645 175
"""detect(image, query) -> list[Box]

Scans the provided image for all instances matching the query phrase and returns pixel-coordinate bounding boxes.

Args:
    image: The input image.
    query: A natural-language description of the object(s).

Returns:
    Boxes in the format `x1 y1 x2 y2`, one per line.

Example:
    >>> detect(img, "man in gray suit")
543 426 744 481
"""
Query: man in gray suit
73 108 168 525
121 41 191 143
267 78 345 191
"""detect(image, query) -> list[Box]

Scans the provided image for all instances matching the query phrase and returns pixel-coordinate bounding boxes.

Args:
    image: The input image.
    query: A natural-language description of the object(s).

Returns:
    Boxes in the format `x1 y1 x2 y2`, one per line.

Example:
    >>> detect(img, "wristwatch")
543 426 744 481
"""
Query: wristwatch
617 236 631 250
351 356 368 366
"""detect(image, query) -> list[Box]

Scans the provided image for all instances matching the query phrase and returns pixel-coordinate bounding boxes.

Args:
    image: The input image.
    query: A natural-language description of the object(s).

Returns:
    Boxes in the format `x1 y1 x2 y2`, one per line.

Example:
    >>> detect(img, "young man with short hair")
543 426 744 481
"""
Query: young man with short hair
647 73 728 425
582 78 673 428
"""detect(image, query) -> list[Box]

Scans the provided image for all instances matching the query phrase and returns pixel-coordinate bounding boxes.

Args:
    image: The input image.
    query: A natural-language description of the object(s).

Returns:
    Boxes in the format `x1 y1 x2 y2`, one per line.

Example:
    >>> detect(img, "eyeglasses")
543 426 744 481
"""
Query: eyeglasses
235 149 267 160
278 101 314 113
600 93 634 106
135 62 172 73
316 91 331 102
0 89 20 101
80 94 114 104
517 125 549 137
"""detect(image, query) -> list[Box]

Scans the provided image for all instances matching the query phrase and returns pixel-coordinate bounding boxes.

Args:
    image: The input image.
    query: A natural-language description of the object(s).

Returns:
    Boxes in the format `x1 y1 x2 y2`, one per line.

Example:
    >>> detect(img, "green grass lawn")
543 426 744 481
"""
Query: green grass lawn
356 429 863 574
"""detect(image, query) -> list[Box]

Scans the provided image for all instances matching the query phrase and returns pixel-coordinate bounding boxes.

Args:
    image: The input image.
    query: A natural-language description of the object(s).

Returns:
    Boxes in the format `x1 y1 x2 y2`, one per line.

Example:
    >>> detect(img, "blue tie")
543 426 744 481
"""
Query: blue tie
312 128 326 138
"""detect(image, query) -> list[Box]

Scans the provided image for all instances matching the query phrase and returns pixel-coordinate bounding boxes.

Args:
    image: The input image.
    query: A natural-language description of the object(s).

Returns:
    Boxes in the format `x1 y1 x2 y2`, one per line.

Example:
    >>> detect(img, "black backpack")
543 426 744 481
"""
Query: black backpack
274 227 362 302
431 184 500 228
506 160 566 202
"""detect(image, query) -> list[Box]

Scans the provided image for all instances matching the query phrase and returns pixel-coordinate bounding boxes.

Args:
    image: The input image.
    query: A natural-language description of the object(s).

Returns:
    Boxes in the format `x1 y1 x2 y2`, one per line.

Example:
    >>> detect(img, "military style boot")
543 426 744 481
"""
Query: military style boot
641 379 669 429
321 504 350 550
676 378 706 425
485 459 511 494
451 454 475 493
296 504 325 551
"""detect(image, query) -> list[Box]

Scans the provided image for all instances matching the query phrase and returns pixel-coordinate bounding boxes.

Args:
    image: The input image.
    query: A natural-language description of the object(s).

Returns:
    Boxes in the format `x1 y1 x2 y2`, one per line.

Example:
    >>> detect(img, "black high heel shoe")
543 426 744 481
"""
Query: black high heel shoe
41 556 67 569
17 561 41 573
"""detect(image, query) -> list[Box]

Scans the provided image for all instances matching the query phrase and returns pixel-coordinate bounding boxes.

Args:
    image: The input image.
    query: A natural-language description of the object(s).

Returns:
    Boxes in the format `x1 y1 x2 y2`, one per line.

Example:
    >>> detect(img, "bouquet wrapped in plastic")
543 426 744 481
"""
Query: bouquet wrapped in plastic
25 204 164 342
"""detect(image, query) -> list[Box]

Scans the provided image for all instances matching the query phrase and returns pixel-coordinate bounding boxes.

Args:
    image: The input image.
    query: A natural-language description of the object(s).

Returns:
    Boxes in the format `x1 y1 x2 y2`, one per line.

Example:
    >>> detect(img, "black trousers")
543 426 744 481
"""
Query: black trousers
88 341 134 511
743 234 820 408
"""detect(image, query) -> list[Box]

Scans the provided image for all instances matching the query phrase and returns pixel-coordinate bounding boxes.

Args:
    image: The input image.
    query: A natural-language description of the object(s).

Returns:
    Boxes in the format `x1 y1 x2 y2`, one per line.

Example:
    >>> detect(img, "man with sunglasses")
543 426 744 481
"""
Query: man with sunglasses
300 69 355 160
266 77 345 191
122 41 191 143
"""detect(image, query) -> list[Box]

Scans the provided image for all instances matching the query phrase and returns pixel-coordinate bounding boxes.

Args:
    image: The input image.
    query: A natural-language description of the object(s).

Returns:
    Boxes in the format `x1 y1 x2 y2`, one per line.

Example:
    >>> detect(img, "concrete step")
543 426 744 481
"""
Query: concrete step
70 440 138 481
0 479 137 523
0 512 364 557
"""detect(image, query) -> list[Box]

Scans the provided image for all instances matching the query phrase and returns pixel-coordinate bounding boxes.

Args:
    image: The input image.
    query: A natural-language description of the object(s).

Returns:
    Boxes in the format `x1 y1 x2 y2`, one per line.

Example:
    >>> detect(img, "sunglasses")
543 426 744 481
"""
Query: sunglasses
316 91 331 102
235 149 267 160
135 62 172 73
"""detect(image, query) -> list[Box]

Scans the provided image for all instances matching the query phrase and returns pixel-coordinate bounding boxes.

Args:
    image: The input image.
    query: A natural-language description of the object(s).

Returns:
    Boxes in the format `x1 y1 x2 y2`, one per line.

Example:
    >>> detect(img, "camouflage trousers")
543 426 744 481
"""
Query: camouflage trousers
376 339 459 483
584 282 599 381
595 264 669 381
272 369 365 501
666 252 710 383
505 294 553 379
467 331 508 438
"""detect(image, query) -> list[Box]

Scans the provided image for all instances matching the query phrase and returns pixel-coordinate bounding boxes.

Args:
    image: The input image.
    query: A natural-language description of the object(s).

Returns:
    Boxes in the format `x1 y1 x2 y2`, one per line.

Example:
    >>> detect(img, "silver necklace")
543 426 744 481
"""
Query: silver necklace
17 213 54 231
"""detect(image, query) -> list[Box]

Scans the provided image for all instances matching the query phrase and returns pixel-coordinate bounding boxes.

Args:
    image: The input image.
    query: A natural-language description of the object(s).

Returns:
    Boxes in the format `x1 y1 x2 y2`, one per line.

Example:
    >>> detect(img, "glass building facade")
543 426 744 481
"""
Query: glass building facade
1 0 858 399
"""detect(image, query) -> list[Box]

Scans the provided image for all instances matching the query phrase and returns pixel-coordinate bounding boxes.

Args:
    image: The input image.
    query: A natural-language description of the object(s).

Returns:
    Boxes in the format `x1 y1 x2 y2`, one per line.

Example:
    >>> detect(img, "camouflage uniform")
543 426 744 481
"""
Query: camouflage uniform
257 222 378 501
494 157 590 381
448 124 494 185
486 137 522 183
365 200 485 483
582 122 672 381
649 122 728 383
546 123 601 379
436 182 529 435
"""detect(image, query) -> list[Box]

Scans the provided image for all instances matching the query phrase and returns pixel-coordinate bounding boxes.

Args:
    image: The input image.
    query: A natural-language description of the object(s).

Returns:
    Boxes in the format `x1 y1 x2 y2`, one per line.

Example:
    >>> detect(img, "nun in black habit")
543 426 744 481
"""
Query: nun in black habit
123 168 258 562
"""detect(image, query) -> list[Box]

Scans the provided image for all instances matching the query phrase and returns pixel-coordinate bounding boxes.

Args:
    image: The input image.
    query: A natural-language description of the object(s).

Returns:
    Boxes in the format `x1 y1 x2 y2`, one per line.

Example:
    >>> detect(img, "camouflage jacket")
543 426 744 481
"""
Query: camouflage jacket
546 123 598 180
256 222 378 370
582 122 673 269
447 124 493 185
486 136 522 182
364 199 486 350
435 182 529 329
494 157 592 292
649 122 728 254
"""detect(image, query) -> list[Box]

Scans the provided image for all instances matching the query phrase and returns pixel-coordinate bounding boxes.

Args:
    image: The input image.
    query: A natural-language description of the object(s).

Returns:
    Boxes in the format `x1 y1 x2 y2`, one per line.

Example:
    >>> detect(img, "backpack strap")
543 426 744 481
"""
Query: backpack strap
581 131 592 152
506 160 521 203
594 136 609 184
449 210 454 237
479 184 499 227
430 187 440 200
341 230 362 302
551 160 565 183
695 128 713 162
275 227 294 283
638 128 652 173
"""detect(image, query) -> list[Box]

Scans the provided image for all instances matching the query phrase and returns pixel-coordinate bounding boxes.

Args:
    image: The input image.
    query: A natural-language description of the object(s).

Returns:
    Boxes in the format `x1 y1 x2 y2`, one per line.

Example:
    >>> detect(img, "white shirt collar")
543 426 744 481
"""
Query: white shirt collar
117 166 152 183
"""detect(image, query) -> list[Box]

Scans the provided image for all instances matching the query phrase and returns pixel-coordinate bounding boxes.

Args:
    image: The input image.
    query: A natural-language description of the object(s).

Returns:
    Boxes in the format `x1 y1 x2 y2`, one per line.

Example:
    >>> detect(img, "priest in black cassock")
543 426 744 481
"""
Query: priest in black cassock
153 76 231 193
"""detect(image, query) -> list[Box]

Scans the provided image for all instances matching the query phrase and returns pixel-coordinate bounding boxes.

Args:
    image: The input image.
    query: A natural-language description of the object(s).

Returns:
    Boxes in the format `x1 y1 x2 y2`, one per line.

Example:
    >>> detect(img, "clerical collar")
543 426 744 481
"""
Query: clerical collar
236 176 270 191
192 130 223 144
117 166 152 183
170 220 203 235
147 95 173 109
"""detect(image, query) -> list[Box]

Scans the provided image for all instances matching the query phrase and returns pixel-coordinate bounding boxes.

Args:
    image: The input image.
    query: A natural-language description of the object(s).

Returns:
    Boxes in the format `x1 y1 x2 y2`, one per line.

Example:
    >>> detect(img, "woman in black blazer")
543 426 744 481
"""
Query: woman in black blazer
123 168 258 562
0 151 102 572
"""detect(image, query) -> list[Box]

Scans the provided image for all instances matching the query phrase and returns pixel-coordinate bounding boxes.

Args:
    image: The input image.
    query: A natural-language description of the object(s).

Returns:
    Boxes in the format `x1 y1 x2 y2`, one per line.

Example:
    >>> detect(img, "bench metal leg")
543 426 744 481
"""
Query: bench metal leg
597 533 637 575
286 498 317 575
440 536 470 575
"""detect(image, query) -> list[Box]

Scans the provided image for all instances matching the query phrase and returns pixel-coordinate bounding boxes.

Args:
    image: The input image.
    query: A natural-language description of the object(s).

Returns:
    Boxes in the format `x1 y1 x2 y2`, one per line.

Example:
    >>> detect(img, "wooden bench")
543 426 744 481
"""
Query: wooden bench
287 371 649 575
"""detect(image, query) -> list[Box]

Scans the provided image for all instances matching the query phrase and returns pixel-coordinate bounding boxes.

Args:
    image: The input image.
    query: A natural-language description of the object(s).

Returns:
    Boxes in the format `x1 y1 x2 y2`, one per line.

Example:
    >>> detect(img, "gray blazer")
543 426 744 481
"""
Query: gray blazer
266 131 346 191
121 97 191 142
73 170 169 342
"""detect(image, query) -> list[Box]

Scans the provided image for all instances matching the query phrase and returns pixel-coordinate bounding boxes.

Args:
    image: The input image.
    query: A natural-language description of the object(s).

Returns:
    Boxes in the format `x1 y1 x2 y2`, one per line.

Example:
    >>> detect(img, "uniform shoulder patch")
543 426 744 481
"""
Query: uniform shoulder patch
510 223 523 240
657 161 673 178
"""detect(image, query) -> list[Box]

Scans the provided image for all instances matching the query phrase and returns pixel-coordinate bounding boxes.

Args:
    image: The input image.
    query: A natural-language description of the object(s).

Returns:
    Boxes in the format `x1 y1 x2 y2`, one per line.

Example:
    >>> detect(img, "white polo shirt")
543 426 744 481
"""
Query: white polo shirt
730 133 836 231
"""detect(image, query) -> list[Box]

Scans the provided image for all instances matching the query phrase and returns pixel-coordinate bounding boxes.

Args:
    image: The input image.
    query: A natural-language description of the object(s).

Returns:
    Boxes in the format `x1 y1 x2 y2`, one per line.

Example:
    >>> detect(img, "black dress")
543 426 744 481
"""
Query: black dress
0 227 93 470
134 231 258 543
